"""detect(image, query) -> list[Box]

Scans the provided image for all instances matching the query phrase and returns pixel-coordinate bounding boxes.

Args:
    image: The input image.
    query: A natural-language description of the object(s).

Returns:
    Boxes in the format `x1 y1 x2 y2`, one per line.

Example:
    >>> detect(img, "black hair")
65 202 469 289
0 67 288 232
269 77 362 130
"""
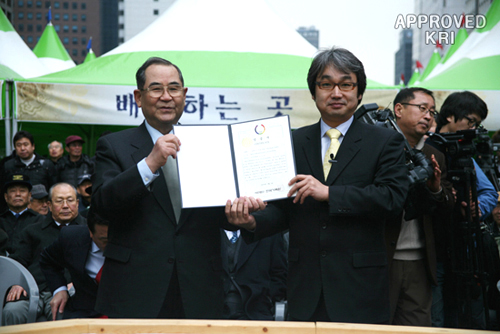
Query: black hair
13 131 34 146
436 91 488 129
393 87 435 106
307 47 366 104
135 57 184 90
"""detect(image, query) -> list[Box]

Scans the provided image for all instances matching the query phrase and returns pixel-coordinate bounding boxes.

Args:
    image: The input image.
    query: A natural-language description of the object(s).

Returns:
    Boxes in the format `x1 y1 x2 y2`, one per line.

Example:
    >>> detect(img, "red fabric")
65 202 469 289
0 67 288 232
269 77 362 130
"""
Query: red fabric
95 265 108 318
95 265 103 284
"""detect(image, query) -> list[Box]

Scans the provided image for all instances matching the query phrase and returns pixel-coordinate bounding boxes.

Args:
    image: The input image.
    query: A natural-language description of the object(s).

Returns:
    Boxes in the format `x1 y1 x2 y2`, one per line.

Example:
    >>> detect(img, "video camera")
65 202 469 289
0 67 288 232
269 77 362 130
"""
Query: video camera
355 103 434 187
427 127 500 191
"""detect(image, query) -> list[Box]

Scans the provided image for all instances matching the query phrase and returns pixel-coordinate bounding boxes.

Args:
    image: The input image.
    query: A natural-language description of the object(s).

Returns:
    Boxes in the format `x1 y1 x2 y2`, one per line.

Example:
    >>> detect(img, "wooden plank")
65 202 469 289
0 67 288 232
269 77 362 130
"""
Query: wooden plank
0 319 89 334
86 319 316 334
316 322 500 334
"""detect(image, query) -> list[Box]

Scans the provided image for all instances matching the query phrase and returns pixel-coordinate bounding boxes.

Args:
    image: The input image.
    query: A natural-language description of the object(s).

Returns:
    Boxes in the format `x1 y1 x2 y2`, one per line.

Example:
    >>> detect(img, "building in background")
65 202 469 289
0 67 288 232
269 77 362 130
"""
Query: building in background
119 0 175 43
412 0 493 73
9 0 118 64
296 26 319 49
0 0 14 21
394 29 413 85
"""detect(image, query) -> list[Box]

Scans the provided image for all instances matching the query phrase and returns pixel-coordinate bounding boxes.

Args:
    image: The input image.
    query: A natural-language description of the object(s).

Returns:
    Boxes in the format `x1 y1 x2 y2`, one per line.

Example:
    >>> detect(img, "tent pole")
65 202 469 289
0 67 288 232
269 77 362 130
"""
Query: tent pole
4 80 12 156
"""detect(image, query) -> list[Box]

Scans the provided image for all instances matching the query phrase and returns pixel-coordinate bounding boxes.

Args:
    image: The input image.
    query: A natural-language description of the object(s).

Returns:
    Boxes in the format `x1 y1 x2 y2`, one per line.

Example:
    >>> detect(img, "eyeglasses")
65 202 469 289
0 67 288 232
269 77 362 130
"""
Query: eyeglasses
52 198 77 206
315 81 358 92
400 103 438 117
141 84 184 98
463 115 481 129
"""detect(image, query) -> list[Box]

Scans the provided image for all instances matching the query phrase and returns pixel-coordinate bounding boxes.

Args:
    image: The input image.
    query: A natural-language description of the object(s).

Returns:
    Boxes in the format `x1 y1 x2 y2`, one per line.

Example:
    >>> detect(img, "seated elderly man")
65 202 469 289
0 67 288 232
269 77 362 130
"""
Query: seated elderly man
2 183 86 325
28 184 50 216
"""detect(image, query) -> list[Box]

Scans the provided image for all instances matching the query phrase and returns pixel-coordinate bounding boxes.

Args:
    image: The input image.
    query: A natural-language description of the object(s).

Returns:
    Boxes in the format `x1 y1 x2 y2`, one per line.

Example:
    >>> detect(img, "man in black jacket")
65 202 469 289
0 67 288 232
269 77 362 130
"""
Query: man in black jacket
3 131 56 191
0 174 44 255
56 136 94 187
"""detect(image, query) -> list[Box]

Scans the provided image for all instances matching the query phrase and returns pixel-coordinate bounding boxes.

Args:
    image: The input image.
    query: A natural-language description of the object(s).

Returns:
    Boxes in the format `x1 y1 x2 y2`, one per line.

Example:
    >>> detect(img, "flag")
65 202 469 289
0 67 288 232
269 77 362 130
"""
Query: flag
436 40 443 50
416 60 423 69
86 37 92 51
46 7 52 23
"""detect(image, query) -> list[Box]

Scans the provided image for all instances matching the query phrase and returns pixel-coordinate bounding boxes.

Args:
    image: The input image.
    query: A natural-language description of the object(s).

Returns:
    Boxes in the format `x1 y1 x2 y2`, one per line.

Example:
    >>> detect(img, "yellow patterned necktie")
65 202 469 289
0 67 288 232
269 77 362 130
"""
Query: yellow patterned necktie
323 128 341 180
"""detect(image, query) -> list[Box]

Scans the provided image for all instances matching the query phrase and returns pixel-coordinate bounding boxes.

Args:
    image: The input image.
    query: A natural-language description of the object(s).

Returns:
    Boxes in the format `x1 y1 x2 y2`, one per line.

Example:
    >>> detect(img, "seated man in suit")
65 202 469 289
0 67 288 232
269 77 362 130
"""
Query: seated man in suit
2 183 86 325
40 208 108 320
221 229 286 320
226 47 409 324
0 174 44 255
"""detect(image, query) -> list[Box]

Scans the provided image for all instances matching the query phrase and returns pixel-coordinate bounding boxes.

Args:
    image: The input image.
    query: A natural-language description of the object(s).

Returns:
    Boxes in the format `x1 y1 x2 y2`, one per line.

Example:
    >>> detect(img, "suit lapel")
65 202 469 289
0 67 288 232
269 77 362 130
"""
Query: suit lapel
131 123 177 225
326 118 362 184
299 122 324 181
235 239 258 271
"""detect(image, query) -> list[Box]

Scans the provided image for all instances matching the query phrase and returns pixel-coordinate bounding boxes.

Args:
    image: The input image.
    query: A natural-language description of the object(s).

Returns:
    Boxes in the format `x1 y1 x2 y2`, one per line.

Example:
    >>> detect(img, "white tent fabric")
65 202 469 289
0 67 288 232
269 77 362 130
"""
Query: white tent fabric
106 0 317 58
0 27 51 79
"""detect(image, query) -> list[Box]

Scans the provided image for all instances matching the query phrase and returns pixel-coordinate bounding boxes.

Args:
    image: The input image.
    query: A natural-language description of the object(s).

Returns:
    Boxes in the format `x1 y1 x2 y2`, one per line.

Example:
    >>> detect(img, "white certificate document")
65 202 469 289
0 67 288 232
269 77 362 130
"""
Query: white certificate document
173 115 296 208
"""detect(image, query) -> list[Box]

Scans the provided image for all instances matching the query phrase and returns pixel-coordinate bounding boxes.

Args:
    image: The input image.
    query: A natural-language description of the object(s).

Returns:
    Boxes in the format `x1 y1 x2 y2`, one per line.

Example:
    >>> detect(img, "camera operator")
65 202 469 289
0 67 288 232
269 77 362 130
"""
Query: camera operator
429 91 498 329
386 87 454 326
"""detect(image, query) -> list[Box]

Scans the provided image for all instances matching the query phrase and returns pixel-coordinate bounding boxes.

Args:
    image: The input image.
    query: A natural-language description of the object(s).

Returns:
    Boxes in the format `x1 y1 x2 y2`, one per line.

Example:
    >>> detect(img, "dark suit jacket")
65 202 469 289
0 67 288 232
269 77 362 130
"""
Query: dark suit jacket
9 214 87 292
40 225 101 319
385 144 454 286
0 208 44 255
92 122 233 319
248 118 409 324
221 230 287 320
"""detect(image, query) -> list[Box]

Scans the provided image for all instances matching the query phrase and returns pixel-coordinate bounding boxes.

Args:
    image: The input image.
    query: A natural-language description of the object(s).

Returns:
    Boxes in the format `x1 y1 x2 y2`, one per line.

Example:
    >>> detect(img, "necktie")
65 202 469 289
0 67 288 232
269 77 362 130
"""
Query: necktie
323 128 341 180
230 231 239 244
163 156 182 223
96 265 104 284
13 212 20 219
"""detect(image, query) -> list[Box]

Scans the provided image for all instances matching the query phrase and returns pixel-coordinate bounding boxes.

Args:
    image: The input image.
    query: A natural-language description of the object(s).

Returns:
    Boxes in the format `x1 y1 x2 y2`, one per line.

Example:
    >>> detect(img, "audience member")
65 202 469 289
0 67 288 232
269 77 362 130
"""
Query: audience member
221 229 287 320
0 174 44 255
56 136 94 187
226 47 409 324
387 87 454 326
28 184 50 216
40 208 108 320
76 174 92 214
48 141 64 165
3 131 56 191
2 183 86 325
92 57 235 319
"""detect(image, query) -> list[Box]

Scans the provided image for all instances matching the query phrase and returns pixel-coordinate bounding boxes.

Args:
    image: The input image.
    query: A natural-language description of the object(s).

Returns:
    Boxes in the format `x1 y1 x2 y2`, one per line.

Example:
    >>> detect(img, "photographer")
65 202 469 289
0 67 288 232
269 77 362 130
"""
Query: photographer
387 88 454 326
429 91 498 329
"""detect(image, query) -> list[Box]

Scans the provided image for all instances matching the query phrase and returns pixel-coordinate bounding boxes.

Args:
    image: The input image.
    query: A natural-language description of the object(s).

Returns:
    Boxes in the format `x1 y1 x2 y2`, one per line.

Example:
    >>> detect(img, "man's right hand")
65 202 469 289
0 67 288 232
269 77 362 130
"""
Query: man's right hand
5 285 27 302
50 290 69 321
225 197 266 231
145 134 181 173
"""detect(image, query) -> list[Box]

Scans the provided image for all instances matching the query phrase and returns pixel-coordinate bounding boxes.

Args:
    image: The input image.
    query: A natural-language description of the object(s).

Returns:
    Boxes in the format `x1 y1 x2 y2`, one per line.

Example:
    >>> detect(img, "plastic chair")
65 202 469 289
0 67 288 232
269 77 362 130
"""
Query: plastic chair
0 256 39 324
274 300 287 321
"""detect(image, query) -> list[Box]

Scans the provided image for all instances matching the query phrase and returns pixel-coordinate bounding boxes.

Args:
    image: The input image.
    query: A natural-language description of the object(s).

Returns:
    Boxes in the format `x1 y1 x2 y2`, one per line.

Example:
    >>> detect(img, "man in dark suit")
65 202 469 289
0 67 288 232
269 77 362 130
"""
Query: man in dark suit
221 229 287 320
40 209 108 320
2 182 86 325
92 57 233 319
226 47 409 324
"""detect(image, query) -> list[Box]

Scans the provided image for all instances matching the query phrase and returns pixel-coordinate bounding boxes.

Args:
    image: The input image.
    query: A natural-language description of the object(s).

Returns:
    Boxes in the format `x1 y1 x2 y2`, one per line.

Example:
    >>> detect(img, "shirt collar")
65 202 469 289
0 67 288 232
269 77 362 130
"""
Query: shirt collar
145 120 173 144
320 115 354 139
10 208 28 216
415 136 426 150
91 241 102 253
